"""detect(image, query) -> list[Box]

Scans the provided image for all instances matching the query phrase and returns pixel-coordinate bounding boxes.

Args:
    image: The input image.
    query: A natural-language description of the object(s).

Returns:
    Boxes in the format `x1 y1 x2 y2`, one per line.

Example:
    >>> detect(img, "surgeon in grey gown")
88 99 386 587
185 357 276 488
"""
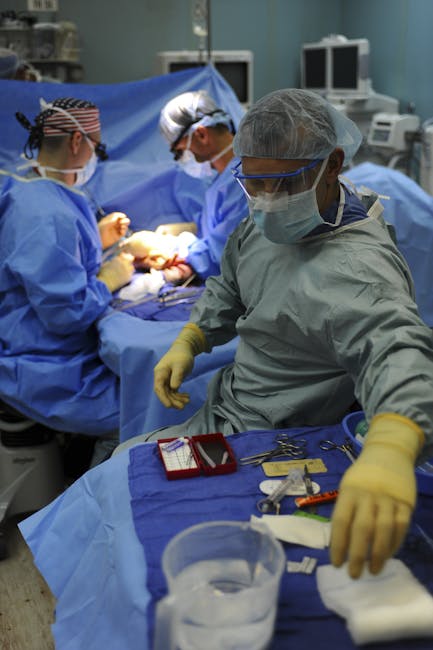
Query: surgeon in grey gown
118 89 433 580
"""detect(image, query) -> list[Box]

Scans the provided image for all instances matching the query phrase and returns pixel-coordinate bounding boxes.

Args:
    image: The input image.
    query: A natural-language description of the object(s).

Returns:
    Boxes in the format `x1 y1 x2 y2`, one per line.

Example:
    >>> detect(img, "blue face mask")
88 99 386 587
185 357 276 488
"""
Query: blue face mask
249 159 330 244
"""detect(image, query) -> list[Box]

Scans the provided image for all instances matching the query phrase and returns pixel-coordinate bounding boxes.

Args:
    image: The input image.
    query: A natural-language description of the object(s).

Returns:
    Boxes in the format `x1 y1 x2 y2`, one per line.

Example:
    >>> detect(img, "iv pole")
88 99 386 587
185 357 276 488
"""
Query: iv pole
206 0 211 63
192 0 211 64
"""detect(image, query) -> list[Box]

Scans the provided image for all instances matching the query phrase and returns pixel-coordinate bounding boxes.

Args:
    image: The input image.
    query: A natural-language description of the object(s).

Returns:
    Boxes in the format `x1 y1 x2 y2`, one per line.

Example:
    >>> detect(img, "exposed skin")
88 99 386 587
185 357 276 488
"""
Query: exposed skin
38 130 131 250
144 124 238 281
153 151 419 580
239 153 419 580
37 129 101 187
240 148 345 213
153 150 346 411
172 124 235 174
37 129 134 285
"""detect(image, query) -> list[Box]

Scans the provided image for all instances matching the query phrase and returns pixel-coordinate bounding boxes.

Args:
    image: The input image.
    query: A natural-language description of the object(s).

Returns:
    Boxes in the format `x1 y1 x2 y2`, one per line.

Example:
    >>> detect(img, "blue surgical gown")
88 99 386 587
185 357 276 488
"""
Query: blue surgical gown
183 157 249 278
0 174 120 434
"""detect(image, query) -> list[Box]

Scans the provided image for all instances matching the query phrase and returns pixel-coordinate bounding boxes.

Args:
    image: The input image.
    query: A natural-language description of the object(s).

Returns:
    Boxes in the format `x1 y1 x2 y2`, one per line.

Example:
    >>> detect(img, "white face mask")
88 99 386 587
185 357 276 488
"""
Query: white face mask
177 131 232 180
73 149 98 186
18 136 98 187
178 148 216 179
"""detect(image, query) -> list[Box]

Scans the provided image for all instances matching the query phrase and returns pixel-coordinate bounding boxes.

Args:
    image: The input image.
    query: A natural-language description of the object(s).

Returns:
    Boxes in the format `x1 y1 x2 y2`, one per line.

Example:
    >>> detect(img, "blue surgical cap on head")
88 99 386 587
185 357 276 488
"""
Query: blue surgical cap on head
233 88 362 162
0 48 19 79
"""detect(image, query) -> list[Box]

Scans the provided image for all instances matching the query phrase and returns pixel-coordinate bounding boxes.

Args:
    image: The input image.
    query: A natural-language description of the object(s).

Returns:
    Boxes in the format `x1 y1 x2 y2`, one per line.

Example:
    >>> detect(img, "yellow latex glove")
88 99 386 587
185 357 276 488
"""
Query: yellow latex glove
154 323 208 409
97 253 135 292
98 212 130 249
330 413 424 579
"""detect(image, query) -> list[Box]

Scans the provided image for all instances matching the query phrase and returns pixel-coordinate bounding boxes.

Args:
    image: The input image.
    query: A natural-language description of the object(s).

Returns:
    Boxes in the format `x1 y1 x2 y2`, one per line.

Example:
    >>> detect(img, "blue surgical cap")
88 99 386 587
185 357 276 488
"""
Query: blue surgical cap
233 88 362 162
0 48 19 79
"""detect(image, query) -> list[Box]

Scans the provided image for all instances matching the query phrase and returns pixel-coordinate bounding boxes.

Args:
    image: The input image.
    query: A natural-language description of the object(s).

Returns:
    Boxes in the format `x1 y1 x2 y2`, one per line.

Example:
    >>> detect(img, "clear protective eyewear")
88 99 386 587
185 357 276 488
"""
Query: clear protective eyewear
232 158 323 198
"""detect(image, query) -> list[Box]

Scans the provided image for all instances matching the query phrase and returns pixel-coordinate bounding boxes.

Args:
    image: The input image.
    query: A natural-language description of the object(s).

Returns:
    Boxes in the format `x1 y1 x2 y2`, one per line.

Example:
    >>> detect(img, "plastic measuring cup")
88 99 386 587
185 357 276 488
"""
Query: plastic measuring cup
153 520 285 650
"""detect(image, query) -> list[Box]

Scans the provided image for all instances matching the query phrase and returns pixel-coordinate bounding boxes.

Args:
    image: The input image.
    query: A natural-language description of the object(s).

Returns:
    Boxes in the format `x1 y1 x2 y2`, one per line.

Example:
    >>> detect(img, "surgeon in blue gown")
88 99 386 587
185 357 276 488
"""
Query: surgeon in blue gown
122 90 249 283
0 97 137 459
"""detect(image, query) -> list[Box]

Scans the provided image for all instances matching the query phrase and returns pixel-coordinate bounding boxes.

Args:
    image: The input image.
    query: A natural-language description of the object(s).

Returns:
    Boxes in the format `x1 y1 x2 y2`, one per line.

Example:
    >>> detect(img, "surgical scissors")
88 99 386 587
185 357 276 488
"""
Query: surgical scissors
319 437 357 463
239 433 308 466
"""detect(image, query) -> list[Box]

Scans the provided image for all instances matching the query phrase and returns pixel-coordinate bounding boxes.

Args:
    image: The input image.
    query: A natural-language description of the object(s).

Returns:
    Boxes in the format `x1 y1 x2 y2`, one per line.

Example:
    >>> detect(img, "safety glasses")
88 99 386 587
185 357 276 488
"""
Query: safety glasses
169 109 229 160
232 159 323 197
86 135 108 161
170 123 195 160
46 125 108 161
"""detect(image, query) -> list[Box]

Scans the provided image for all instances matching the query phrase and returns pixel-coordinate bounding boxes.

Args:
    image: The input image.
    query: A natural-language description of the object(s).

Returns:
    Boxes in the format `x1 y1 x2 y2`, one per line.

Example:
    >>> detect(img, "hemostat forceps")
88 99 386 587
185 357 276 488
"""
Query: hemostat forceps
319 437 357 463
240 433 308 466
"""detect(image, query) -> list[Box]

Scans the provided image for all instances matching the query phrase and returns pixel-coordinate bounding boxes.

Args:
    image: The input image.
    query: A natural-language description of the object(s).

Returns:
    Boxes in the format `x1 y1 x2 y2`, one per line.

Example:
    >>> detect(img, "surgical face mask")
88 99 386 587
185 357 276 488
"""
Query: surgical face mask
177 148 216 179
74 149 97 186
177 131 232 180
249 159 335 244
18 136 98 187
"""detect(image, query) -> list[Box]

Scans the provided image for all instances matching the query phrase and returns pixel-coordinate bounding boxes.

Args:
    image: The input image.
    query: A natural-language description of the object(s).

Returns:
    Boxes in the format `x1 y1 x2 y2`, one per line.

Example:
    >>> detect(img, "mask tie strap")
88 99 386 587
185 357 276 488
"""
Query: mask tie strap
321 184 346 228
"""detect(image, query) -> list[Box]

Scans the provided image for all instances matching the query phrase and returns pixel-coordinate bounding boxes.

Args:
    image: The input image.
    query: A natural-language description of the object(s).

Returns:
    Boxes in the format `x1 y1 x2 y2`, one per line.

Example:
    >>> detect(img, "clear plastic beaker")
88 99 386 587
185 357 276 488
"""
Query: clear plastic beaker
154 520 285 650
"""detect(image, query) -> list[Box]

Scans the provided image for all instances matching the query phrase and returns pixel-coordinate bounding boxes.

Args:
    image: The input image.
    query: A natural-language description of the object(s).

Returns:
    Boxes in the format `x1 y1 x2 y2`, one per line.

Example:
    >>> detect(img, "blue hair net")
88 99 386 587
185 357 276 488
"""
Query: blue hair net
233 88 362 162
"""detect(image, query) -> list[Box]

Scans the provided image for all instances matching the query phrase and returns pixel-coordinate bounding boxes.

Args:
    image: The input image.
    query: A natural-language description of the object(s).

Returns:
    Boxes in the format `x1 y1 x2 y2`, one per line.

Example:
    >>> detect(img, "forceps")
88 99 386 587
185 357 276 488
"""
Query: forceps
240 433 308 466
319 437 357 463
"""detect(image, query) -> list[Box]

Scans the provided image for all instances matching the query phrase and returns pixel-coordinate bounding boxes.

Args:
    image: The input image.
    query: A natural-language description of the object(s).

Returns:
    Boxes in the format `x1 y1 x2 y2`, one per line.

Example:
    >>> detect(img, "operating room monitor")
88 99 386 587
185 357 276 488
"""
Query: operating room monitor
301 37 370 99
329 40 370 97
156 50 254 109
301 46 327 93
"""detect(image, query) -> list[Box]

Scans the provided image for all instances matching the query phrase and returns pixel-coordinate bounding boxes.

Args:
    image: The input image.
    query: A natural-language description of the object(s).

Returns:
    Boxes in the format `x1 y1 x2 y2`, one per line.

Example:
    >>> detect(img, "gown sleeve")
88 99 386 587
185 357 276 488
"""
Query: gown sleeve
189 220 248 349
7 205 111 335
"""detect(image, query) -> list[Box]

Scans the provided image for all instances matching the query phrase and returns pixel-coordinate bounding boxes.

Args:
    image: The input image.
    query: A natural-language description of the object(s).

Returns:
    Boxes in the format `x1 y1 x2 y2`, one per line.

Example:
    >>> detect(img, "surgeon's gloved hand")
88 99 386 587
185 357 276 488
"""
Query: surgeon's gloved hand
98 212 131 249
330 413 424 580
97 253 135 293
154 323 208 410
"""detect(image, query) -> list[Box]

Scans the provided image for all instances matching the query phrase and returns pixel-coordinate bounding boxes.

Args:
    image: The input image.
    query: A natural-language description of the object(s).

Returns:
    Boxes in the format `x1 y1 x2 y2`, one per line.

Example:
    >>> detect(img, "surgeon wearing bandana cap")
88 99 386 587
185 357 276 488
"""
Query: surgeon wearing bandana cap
119 88 433 579
0 97 136 463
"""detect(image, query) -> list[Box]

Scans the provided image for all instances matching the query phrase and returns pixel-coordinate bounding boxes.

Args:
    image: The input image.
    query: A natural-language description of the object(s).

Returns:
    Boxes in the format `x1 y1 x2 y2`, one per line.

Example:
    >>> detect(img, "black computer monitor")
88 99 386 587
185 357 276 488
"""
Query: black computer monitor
156 50 254 109
301 37 370 99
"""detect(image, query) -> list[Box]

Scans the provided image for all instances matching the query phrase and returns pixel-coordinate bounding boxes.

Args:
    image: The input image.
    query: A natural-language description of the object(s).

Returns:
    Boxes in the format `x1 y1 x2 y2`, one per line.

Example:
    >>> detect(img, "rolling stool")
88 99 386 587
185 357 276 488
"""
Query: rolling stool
0 401 64 559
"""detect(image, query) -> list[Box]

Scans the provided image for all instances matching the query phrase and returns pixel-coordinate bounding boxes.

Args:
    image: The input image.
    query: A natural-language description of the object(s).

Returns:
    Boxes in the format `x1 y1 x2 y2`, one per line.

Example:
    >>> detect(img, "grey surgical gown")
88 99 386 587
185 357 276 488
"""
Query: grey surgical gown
145 193 433 455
